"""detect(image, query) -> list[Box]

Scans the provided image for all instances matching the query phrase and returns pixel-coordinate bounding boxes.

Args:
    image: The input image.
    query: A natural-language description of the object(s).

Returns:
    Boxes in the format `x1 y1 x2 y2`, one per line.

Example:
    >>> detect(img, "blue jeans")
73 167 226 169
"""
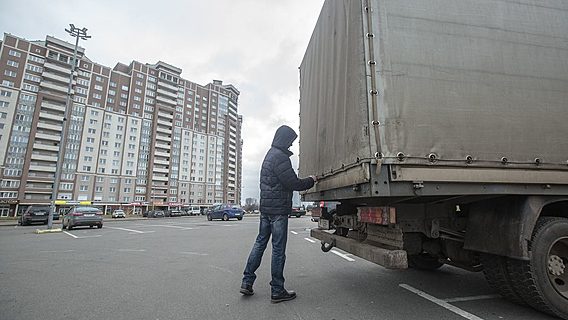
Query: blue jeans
242 214 289 295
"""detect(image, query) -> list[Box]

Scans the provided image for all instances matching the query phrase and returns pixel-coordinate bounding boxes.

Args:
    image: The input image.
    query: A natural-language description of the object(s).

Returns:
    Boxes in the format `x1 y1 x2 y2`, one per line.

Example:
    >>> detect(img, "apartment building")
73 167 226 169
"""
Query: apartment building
0 33 242 217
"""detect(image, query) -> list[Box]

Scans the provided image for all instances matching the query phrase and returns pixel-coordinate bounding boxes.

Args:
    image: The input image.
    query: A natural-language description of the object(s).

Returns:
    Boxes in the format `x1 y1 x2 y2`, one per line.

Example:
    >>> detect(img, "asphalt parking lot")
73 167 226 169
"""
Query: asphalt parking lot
0 216 557 320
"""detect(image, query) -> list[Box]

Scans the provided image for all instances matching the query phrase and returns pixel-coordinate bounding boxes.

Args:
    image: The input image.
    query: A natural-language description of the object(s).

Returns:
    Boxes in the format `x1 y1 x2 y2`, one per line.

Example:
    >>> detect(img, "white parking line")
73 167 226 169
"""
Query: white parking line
117 249 146 252
330 249 355 262
444 294 500 303
180 251 209 256
106 227 148 234
291 231 298 235
62 231 102 239
63 231 78 239
399 284 484 320
143 224 194 230
304 237 316 243
40 250 75 253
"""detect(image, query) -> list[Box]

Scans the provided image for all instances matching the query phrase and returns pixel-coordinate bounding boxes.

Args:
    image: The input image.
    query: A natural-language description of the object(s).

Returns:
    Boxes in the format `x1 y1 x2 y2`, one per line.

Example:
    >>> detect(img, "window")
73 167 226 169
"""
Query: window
0 90 11 97
4 70 17 77
121 85 129 91
28 55 45 64
23 84 39 92
26 65 43 73
94 84 103 91
7 60 19 68
8 50 21 58
2 80 15 87
24 73 41 82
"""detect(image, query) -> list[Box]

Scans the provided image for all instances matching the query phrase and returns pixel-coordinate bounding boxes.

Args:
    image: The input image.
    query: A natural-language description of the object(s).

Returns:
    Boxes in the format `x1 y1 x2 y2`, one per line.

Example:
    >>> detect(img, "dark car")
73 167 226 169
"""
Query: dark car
62 206 103 230
147 210 165 218
207 204 244 221
167 210 182 217
289 206 307 218
18 206 52 226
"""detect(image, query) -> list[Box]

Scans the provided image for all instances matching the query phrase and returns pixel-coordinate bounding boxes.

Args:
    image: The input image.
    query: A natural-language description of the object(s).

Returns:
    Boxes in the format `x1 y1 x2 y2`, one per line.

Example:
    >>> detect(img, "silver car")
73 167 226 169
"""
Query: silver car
62 207 103 230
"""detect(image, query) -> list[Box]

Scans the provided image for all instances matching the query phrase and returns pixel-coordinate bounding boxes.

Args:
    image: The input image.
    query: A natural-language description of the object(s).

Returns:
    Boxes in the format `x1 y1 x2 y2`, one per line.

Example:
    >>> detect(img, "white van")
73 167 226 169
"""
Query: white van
187 206 200 216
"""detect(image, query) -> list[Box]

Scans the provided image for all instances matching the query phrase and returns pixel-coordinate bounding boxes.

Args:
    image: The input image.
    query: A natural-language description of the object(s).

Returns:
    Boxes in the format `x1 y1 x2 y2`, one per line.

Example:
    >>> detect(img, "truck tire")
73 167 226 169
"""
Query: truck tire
408 253 444 270
480 254 525 305
506 217 568 319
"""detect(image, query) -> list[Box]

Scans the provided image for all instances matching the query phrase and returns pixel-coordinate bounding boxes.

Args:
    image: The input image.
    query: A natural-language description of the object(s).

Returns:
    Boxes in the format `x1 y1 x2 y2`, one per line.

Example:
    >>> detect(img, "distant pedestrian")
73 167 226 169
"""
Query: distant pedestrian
240 125 316 303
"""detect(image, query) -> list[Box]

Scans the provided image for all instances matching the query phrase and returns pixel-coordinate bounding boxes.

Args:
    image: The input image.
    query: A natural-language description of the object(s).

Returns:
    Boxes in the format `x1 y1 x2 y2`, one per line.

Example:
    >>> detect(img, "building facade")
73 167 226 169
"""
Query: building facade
0 33 242 216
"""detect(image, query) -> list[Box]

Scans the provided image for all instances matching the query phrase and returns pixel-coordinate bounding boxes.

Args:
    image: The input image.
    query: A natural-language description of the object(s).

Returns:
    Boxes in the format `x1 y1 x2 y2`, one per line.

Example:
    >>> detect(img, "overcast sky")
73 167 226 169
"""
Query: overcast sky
0 0 325 203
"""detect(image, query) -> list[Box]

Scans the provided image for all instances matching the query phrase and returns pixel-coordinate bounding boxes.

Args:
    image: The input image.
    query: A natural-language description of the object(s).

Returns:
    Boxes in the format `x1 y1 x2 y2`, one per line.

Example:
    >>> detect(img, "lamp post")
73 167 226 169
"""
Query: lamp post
47 24 91 229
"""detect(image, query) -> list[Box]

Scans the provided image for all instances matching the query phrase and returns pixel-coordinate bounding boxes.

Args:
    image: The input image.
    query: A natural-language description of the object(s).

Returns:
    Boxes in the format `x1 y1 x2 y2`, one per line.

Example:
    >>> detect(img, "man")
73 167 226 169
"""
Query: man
240 125 316 303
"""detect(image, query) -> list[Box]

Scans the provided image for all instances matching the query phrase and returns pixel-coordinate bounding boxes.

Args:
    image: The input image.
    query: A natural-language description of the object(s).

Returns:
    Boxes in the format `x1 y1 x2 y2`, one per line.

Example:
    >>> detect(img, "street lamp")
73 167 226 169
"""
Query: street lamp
47 24 91 229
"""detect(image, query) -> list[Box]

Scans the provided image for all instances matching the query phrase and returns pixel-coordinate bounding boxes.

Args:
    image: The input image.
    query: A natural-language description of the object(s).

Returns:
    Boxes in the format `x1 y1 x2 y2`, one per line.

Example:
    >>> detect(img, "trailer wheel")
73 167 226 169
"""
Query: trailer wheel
408 253 444 270
506 217 568 319
480 254 525 305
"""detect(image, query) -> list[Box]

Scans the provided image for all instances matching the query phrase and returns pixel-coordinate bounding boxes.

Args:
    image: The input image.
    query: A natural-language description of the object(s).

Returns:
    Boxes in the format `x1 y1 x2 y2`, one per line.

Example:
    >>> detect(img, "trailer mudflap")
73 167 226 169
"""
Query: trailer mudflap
310 228 408 269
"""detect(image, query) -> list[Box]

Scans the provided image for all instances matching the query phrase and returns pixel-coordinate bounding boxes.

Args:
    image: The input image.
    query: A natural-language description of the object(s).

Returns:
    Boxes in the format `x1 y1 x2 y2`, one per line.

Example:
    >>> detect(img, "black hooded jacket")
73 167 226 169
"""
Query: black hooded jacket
259 125 315 215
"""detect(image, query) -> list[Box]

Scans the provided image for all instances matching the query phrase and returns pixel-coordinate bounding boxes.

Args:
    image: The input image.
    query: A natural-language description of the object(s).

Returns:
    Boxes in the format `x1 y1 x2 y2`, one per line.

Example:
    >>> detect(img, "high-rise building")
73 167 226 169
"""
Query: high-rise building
0 33 242 217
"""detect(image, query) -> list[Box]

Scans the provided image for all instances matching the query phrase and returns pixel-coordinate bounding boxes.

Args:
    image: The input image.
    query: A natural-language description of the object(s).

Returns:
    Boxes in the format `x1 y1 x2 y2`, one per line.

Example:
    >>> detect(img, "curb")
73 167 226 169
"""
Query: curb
35 228 63 234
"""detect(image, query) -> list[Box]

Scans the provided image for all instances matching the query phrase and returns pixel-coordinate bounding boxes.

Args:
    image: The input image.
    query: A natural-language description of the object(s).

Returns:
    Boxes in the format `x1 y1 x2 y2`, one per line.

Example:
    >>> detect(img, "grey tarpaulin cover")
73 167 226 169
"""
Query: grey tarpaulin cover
299 0 568 186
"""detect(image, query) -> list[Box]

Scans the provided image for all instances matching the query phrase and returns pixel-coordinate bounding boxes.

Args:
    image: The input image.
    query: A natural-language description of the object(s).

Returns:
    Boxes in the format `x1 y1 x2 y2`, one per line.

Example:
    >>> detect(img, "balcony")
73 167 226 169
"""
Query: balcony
35 132 61 142
157 79 178 92
155 134 171 142
152 175 169 182
31 153 58 162
33 143 59 152
154 159 169 166
37 122 62 132
153 167 169 174
157 112 174 120
44 62 71 74
39 111 64 122
156 127 171 134
157 88 177 100
40 81 70 94
42 70 72 84
41 102 66 113
155 151 170 158
156 95 176 106
157 119 172 126
155 143 170 150
29 165 57 173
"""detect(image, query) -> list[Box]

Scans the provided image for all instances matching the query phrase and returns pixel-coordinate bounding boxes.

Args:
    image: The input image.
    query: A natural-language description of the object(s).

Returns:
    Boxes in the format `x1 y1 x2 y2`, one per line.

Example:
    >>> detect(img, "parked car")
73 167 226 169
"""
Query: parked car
147 210 165 218
168 210 182 217
289 206 306 218
112 209 126 218
18 206 51 226
62 206 103 230
207 204 244 221
187 206 201 216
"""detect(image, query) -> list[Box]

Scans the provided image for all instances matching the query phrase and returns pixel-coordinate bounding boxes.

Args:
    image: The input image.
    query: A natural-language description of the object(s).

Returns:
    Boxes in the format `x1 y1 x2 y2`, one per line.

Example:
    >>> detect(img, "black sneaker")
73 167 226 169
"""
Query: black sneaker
240 284 254 296
271 290 296 303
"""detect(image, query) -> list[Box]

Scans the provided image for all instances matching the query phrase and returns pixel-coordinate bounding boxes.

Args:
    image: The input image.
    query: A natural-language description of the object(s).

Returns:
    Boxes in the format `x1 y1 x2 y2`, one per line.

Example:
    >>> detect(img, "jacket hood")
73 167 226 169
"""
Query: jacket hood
271 125 297 152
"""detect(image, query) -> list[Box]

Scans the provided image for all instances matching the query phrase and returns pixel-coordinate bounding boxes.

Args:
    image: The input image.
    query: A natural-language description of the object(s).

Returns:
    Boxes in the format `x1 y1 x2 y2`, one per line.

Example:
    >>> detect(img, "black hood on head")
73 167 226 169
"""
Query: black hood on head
271 125 298 152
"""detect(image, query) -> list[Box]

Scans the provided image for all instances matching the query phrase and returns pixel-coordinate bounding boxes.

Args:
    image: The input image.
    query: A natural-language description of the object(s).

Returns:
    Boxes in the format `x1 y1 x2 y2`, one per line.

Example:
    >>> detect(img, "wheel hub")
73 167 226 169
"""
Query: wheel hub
548 255 565 276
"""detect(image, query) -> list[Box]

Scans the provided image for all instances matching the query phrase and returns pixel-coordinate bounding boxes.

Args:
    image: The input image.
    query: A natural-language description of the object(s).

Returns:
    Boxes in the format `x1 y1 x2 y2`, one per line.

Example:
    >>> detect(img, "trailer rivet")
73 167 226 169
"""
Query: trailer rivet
501 157 508 164
466 155 473 164
397 152 405 161
535 158 541 166
368 60 376 65
370 90 378 95
372 120 380 126
428 153 437 163
366 33 375 38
